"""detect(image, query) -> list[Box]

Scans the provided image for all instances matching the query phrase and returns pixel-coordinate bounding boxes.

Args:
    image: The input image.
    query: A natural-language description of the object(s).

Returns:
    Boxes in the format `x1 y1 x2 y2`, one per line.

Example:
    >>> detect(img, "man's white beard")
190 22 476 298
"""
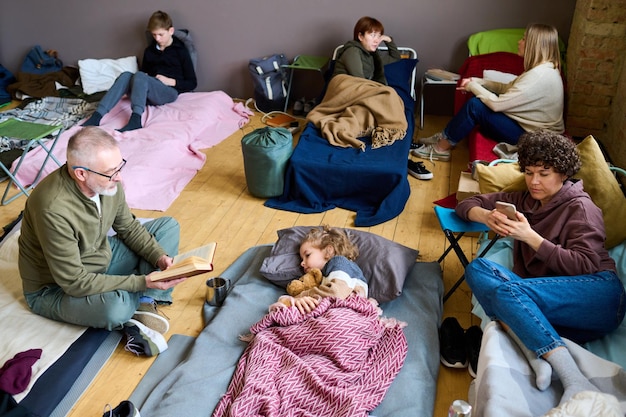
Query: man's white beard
88 180 118 197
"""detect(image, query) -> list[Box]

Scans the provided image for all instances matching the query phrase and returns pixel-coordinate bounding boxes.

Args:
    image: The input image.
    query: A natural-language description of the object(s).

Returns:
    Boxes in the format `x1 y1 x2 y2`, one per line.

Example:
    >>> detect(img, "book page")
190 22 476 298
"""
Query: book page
150 242 217 282
173 242 217 264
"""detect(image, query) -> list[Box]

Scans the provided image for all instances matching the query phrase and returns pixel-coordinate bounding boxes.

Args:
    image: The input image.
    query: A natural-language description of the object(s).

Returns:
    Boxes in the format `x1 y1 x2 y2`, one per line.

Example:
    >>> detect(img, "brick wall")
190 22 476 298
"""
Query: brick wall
566 0 626 167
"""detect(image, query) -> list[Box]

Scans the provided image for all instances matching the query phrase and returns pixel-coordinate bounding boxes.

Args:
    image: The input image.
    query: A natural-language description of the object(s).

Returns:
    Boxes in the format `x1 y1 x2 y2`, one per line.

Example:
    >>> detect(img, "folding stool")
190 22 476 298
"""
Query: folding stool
282 55 329 112
434 205 500 302
0 118 63 204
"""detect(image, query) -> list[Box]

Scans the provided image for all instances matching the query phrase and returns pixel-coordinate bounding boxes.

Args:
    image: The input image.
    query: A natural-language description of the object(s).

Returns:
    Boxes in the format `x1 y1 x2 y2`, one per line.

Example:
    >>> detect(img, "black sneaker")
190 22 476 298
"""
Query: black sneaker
465 325 483 378
103 400 140 417
439 317 468 368
410 141 420 150
408 160 434 180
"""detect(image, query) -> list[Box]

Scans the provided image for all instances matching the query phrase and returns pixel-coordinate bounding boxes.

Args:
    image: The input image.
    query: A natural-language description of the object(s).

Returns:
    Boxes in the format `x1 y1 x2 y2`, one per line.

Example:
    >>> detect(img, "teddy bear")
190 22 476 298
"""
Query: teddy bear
286 268 323 297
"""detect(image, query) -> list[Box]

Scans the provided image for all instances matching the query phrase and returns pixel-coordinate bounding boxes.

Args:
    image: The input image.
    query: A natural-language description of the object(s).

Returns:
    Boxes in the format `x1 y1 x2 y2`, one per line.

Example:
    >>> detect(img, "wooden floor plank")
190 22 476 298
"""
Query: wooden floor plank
0 110 477 417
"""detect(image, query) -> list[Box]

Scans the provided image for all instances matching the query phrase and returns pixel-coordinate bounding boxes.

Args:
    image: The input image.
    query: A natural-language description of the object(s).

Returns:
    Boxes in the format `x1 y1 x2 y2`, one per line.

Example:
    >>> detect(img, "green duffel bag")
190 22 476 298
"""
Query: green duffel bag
241 126 293 198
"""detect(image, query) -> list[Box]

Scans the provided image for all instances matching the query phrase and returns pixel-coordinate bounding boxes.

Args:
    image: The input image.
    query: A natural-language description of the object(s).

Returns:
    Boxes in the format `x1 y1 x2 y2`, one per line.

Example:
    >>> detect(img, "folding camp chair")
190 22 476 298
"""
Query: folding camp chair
0 118 63 205
282 55 329 112
434 205 500 302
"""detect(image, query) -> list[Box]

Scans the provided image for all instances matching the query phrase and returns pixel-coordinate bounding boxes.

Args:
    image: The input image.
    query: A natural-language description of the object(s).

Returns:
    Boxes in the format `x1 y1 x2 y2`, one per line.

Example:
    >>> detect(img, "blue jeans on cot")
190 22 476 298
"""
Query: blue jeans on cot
96 71 178 116
24 217 180 331
466 258 626 357
444 97 525 146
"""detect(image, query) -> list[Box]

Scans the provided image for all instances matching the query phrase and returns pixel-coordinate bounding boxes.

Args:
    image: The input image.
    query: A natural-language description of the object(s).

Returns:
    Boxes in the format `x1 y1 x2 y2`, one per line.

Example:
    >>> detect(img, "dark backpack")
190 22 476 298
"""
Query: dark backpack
0 64 16 105
20 45 63 75
248 54 289 113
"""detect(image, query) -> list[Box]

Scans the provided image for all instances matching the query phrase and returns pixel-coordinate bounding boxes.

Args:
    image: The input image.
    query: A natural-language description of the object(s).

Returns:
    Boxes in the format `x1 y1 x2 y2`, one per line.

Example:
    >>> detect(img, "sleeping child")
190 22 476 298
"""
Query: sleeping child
270 225 369 314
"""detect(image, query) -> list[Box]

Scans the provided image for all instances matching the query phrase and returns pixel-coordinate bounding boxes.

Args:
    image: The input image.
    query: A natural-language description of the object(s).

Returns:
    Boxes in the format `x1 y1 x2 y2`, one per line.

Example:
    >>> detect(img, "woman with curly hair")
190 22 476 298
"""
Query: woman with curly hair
456 130 625 405
413 23 564 162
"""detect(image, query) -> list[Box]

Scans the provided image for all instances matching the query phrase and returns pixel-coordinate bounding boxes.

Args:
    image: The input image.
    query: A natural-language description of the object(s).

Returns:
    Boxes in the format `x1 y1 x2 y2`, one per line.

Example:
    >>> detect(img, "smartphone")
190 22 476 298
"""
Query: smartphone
495 201 517 220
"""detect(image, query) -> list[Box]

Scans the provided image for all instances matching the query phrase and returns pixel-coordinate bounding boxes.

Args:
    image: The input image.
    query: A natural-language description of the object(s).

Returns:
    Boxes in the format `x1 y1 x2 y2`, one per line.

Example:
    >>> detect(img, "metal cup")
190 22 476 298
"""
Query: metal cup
206 277 230 307
448 400 472 417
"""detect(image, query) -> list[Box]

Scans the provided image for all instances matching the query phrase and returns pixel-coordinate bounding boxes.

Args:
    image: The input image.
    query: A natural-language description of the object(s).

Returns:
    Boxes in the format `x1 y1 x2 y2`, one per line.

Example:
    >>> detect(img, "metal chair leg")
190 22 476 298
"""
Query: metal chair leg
442 233 501 303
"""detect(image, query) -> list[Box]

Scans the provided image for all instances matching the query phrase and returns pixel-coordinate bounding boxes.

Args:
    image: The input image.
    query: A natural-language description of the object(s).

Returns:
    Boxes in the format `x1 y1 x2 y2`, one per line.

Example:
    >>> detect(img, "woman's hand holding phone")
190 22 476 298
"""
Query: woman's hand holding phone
495 201 518 221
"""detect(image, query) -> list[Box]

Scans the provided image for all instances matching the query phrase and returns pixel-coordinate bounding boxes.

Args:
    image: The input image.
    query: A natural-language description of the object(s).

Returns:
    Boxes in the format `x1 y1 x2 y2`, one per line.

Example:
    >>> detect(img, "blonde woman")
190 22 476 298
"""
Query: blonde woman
413 23 564 162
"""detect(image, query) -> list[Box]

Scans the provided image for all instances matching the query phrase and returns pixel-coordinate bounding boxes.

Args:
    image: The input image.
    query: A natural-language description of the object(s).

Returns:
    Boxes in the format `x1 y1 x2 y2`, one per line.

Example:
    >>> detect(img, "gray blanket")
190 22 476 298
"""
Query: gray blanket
130 245 443 417
469 321 626 416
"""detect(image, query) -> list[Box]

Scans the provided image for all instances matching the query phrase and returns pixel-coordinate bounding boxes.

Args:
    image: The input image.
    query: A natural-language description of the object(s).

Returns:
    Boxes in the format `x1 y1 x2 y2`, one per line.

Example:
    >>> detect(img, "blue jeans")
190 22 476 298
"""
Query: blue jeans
96 71 178 116
444 97 525 146
466 258 625 357
24 217 180 331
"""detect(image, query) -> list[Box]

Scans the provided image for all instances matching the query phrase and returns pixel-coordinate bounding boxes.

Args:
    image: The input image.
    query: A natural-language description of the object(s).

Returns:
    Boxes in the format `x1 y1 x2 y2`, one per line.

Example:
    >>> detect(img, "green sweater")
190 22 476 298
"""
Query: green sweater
332 39 401 85
19 165 166 296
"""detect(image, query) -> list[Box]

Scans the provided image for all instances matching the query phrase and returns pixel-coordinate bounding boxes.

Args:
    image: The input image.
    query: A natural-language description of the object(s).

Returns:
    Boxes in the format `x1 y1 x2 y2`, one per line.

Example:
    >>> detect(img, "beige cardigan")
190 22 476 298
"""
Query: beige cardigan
467 62 564 133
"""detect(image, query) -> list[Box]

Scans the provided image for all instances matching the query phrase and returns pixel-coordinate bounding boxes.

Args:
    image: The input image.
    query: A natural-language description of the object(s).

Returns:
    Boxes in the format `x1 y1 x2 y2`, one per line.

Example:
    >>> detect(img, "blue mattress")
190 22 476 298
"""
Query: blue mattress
265 59 417 227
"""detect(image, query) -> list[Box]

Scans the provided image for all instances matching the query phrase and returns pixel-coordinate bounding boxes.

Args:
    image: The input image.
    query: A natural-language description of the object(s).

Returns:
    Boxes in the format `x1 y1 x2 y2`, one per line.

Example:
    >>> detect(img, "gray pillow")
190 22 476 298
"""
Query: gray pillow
260 226 419 302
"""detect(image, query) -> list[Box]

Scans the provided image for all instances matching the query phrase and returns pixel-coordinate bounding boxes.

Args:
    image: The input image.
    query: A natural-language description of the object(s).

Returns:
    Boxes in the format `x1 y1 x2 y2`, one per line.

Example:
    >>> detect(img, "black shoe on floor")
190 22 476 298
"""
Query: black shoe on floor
465 325 483 378
439 317 468 368
408 160 433 180
103 400 140 417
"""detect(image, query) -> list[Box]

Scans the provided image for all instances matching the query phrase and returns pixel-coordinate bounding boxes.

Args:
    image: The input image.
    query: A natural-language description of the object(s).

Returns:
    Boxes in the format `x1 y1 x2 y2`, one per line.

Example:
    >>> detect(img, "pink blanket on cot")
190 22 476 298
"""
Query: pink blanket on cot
212 295 408 417
14 92 252 211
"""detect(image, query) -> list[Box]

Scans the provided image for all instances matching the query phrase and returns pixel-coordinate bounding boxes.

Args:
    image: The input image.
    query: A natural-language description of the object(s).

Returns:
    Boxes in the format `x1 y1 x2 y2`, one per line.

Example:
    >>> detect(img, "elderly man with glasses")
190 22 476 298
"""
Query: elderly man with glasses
18 126 184 356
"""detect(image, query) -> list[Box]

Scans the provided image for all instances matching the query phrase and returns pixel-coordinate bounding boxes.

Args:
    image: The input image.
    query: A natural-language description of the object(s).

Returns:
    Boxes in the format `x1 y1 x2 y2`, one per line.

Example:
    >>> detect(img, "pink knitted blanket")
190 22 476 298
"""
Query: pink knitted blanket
212 295 407 417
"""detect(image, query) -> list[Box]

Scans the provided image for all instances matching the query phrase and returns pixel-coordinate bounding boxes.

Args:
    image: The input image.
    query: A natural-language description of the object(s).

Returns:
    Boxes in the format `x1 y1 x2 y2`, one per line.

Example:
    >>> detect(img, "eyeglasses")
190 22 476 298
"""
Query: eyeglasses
72 159 127 181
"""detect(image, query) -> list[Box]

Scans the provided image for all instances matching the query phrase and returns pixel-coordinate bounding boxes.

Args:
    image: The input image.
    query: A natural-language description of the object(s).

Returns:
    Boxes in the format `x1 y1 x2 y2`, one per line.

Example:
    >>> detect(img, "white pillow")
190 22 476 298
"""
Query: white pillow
78 56 138 95
483 69 517 84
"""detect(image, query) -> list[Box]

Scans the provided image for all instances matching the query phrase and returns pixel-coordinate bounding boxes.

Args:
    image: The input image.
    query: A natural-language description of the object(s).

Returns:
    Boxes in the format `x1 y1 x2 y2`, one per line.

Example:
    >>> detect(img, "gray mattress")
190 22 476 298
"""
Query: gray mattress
131 244 443 417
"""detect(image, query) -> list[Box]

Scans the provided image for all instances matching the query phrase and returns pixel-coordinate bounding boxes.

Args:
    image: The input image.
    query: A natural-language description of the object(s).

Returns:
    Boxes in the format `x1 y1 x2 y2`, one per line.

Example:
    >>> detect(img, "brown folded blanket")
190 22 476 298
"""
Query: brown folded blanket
8 66 79 100
306 74 407 151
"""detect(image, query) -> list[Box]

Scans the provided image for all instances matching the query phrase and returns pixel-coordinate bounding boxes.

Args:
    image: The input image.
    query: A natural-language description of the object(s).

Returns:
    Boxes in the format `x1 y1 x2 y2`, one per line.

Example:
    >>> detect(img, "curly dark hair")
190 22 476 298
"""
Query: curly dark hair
517 131 581 177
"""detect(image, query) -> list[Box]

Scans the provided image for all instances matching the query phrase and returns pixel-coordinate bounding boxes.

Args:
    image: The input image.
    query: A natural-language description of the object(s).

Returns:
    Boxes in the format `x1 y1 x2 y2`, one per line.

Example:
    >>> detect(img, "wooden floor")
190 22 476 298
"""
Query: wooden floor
0 106 483 416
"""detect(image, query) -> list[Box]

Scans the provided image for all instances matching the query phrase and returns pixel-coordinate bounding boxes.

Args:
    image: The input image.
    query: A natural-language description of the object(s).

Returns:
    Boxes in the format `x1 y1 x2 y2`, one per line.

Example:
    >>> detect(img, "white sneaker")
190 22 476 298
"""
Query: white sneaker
132 301 169 334
411 144 451 162
123 319 168 356
418 131 444 145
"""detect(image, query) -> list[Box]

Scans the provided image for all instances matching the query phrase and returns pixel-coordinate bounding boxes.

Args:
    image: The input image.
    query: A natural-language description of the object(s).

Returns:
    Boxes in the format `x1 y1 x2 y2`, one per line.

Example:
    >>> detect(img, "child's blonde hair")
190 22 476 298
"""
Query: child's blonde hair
147 10 173 31
301 225 359 261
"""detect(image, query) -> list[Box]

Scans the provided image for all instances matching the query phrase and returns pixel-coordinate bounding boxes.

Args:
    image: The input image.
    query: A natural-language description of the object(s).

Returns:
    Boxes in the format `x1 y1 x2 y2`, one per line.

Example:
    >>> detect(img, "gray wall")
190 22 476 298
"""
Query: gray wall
1 0 576 100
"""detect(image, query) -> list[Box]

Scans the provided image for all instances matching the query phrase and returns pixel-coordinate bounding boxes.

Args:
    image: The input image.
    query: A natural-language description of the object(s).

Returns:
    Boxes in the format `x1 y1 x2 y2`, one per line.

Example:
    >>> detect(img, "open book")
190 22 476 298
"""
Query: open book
150 242 217 282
